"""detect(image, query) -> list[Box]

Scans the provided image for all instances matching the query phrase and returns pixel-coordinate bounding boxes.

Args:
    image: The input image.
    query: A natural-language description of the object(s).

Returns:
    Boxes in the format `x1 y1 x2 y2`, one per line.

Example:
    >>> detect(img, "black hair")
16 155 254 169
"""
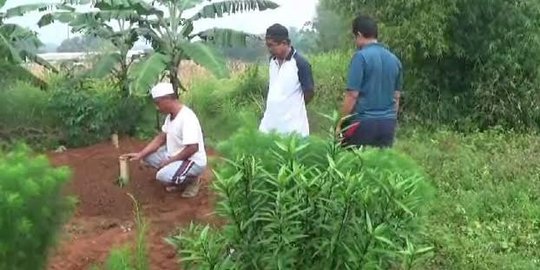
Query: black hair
265 23 290 44
352 15 378 39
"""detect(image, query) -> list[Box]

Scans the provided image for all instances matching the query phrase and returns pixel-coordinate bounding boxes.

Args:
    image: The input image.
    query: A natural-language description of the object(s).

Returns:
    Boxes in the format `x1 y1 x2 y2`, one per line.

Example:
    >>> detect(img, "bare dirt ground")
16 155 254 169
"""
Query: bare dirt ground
46 137 218 270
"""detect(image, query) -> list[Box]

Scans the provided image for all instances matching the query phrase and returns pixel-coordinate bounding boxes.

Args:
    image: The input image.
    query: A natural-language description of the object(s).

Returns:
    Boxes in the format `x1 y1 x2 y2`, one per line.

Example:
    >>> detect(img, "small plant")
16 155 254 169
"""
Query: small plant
0 144 75 270
167 127 434 269
93 193 149 270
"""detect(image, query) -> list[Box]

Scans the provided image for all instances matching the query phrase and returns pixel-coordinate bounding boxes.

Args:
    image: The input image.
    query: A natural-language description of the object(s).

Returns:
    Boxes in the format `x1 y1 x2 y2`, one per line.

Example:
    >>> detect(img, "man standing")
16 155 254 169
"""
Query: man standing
125 82 207 197
338 15 402 148
259 23 315 137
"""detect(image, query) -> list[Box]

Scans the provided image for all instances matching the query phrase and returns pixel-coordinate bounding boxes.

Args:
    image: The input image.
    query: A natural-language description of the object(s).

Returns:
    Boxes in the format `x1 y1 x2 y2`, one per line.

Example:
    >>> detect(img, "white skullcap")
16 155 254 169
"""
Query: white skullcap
150 82 175 99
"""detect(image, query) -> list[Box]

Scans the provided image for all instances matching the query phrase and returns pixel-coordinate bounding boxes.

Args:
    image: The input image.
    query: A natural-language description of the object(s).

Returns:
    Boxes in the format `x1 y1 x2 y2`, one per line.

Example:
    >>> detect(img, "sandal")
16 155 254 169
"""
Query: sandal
181 178 200 198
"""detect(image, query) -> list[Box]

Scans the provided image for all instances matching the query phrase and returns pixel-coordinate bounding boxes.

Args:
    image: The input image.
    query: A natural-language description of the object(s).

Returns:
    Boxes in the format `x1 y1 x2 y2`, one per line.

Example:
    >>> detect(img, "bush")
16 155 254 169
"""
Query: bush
48 78 147 147
0 81 60 149
167 128 434 269
0 145 74 270
184 65 267 144
321 0 540 131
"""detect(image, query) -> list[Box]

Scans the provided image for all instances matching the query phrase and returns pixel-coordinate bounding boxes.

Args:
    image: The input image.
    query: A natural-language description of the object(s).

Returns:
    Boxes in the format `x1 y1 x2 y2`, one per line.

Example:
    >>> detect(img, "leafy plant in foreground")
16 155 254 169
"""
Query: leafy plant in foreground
0 145 74 270
167 128 435 269
92 193 149 270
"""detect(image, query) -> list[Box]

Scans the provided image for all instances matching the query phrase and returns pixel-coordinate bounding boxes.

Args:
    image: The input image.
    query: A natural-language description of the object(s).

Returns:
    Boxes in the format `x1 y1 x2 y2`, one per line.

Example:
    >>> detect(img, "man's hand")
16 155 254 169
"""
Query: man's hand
124 152 144 161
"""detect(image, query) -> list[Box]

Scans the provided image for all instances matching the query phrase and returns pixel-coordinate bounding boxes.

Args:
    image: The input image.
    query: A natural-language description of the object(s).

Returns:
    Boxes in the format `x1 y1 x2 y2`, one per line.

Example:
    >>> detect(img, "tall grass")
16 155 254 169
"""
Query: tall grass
396 129 540 269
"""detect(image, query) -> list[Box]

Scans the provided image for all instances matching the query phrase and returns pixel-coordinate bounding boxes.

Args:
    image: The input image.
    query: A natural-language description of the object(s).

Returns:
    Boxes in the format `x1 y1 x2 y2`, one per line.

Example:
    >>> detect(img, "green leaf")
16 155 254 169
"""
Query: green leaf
181 41 228 78
89 52 122 78
5 3 74 19
194 27 259 47
37 12 76 28
129 52 170 94
365 211 373 234
190 0 279 21
28 54 58 73
180 0 205 10
95 0 163 16
0 27 23 63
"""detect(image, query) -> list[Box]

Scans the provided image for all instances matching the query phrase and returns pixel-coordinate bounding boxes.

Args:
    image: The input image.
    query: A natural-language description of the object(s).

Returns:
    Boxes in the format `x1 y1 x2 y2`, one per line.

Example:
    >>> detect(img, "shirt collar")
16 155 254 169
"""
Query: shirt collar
272 46 296 61
359 42 386 50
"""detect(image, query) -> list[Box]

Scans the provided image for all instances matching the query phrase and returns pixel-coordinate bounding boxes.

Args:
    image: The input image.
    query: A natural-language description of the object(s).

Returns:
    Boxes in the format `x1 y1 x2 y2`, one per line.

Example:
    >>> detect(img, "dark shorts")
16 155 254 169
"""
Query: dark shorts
341 118 397 148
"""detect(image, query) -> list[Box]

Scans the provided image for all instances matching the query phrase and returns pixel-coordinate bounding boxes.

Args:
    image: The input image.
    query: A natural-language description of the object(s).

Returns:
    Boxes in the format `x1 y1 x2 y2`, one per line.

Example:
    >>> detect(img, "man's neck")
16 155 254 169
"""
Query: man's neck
277 47 292 62
169 103 183 119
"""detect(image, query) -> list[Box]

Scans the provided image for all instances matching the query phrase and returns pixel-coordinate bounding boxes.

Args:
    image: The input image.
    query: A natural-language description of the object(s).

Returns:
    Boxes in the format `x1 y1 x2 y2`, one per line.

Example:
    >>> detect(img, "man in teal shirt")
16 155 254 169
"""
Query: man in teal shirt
338 15 402 148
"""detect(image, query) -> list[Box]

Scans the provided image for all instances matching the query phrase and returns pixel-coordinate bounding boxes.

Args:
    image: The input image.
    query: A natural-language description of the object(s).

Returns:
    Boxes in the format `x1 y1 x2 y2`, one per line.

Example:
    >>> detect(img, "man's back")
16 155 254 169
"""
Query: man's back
348 43 402 120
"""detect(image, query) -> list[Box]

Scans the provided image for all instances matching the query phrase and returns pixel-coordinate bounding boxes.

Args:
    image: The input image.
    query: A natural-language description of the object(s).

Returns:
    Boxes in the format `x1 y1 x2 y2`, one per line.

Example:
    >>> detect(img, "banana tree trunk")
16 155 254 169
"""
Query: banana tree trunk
169 64 180 95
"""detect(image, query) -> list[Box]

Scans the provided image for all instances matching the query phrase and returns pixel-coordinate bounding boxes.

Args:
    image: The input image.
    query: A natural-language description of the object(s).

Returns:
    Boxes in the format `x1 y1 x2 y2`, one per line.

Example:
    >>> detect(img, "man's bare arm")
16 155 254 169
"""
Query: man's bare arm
394 91 401 116
138 133 166 158
340 91 359 119
169 144 198 163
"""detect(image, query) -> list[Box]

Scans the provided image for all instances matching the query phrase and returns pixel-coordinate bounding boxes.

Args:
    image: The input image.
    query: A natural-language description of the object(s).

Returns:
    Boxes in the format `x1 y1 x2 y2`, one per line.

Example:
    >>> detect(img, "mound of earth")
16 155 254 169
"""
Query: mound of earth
46 137 218 270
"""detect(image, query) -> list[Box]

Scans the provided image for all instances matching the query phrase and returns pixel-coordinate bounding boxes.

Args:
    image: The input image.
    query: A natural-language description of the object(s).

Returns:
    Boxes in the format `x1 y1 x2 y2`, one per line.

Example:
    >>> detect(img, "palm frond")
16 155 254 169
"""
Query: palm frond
37 12 76 28
95 0 163 16
181 41 228 78
129 52 170 95
193 27 259 47
4 3 75 19
89 51 122 78
26 53 58 72
190 0 279 21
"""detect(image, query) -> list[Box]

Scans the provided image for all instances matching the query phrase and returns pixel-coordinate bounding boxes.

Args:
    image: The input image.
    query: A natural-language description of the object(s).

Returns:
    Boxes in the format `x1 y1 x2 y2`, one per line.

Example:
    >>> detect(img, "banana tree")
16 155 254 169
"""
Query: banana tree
0 0 71 73
38 0 162 96
130 0 279 94
1 0 99 88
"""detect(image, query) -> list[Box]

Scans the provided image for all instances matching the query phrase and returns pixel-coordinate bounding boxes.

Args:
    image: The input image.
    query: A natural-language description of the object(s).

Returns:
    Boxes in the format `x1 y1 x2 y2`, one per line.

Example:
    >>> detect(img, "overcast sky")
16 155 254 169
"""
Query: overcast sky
2 0 318 45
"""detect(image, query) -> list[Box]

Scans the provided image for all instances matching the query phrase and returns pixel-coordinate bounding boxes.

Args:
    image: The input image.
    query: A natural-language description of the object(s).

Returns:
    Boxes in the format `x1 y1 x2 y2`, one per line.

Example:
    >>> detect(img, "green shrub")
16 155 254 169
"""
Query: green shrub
48 78 147 147
184 65 267 144
167 128 434 269
0 145 74 270
0 81 60 149
322 0 540 131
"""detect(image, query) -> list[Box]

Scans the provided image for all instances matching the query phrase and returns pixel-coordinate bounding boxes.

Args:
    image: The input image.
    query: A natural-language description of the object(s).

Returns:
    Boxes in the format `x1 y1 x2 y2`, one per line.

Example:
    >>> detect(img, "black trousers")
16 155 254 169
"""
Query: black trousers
342 118 397 148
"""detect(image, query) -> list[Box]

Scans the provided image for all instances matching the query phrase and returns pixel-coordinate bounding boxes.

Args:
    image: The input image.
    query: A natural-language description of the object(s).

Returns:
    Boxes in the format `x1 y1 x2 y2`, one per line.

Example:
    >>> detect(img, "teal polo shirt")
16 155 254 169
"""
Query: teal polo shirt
346 43 403 120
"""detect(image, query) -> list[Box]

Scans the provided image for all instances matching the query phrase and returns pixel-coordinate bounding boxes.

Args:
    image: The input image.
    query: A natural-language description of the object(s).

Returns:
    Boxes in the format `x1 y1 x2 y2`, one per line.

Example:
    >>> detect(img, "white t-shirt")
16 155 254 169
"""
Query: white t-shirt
259 48 314 137
161 106 207 167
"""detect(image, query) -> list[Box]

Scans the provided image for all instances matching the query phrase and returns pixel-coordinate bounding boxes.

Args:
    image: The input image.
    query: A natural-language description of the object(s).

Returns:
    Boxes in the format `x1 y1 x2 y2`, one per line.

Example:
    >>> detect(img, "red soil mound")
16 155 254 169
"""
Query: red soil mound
46 137 218 270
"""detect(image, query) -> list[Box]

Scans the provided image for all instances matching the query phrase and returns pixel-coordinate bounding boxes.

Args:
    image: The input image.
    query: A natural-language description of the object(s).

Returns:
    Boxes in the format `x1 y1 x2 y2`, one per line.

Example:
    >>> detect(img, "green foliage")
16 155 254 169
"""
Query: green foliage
0 80 59 149
48 78 147 147
322 0 540 131
0 0 58 74
0 145 74 270
92 193 149 270
314 3 351 52
129 0 278 93
396 129 540 269
184 64 266 143
168 128 434 269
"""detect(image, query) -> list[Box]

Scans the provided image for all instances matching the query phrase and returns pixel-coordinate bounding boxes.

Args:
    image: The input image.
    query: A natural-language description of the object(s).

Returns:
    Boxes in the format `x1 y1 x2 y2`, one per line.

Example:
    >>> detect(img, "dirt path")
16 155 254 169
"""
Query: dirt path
46 137 218 270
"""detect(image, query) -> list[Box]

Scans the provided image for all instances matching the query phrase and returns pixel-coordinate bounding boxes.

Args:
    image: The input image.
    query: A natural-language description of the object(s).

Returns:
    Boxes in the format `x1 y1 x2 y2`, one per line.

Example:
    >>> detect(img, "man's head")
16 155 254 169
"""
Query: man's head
265 23 291 59
150 82 179 114
352 15 378 48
